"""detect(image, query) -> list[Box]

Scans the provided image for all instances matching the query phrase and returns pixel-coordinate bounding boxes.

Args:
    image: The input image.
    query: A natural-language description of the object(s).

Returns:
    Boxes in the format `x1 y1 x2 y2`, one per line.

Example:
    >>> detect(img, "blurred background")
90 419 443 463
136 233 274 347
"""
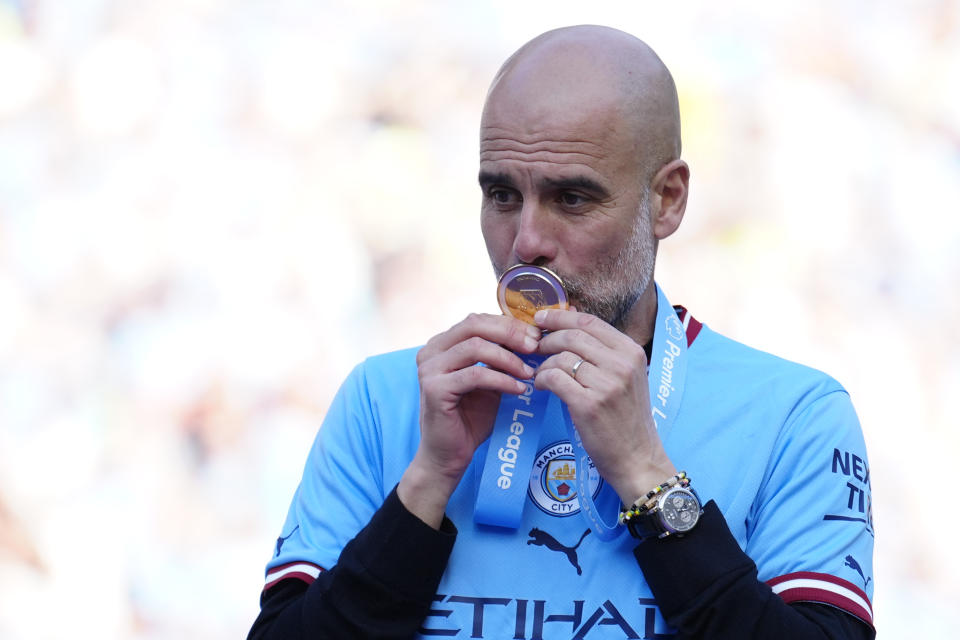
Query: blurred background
0 0 957 637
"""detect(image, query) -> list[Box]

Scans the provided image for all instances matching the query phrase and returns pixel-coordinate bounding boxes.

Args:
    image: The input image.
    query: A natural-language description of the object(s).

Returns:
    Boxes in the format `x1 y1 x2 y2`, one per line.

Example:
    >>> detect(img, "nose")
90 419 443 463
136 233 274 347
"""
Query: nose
512 202 558 265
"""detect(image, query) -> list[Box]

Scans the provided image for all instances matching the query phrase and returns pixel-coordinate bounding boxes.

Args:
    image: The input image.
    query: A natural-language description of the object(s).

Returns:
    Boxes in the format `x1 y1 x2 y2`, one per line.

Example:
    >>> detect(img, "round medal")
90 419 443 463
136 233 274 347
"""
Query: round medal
497 264 569 325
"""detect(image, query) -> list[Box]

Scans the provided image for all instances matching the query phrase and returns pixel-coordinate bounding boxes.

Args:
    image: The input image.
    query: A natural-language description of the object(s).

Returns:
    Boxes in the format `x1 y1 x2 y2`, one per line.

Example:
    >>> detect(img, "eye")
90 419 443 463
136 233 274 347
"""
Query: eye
559 192 588 208
488 187 521 208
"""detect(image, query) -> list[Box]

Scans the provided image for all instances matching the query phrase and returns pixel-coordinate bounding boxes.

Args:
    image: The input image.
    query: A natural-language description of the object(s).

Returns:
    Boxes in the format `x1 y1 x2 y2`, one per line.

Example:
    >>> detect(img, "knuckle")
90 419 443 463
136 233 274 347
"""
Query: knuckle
628 342 648 367
567 328 586 346
610 356 632 379
449 367 467 388
416 345 430 366
462 365 482 384
506 320 523 341
547 368 565 386
612 376 631 398
418 371 436 394
536 367 555 384
468 312 490 326
461 313 479 332
465 336 493 360
581 396 602 422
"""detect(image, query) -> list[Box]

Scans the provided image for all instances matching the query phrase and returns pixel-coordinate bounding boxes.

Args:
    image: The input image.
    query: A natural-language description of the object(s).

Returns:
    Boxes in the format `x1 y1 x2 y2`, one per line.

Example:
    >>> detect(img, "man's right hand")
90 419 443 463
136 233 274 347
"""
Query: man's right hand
397 313 541 528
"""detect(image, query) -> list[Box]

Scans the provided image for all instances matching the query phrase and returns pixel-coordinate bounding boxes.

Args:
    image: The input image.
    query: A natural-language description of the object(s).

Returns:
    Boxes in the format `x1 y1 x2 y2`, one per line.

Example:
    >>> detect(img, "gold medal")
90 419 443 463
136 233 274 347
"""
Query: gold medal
497 264 569 325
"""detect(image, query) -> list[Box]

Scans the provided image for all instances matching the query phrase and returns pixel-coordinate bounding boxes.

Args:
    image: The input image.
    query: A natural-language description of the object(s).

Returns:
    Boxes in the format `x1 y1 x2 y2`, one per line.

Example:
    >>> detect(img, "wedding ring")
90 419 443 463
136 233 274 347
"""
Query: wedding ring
571 357 585 380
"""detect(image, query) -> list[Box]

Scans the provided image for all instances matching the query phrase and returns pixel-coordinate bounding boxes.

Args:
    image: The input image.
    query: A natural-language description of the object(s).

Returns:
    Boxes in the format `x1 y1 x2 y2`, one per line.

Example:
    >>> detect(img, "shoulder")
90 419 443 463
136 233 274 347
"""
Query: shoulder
360 346 421 374
689 324 867 487
689 323 848 406
344 346 422 397
318 346 423 445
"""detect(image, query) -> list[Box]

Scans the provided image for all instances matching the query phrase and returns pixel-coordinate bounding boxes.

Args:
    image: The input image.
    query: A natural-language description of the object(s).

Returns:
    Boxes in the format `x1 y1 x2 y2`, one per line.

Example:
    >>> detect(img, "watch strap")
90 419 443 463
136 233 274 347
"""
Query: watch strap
620 472 701 541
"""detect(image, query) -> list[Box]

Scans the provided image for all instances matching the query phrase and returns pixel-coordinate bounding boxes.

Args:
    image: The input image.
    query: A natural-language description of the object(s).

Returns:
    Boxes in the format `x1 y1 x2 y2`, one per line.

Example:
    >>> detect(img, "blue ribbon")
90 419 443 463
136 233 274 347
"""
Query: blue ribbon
647 284 689 434
474 354 549 529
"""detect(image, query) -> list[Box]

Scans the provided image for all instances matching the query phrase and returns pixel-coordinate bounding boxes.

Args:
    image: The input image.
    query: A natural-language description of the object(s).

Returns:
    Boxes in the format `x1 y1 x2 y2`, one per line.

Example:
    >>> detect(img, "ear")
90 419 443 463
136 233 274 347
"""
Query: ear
650 159 689 240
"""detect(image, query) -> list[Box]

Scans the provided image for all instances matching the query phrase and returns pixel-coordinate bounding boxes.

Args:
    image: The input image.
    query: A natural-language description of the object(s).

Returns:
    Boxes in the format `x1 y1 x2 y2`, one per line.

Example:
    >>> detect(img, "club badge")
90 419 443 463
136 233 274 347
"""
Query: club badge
528 440 603 517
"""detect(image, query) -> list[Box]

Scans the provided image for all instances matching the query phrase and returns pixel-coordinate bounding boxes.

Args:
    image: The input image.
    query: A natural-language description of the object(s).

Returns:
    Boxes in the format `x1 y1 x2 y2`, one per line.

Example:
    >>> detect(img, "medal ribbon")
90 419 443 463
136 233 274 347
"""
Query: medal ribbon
474 353 549 529
475 284 688 538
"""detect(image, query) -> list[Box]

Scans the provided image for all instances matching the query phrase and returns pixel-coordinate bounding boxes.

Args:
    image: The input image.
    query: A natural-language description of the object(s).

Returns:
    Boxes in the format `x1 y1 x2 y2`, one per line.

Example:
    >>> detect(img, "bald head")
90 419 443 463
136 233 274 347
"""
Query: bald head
479 26 690 338
483 25 681 182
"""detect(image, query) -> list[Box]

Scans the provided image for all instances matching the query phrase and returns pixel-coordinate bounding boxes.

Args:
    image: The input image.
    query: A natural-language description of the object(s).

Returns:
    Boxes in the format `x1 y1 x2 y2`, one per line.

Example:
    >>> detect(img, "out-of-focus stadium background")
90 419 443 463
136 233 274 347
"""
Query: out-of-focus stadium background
0 0 957 637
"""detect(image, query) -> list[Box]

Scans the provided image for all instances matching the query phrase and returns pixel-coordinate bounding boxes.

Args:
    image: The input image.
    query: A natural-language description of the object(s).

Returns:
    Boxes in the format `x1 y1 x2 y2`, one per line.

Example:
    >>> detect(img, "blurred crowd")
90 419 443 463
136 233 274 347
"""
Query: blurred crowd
0 0 957 638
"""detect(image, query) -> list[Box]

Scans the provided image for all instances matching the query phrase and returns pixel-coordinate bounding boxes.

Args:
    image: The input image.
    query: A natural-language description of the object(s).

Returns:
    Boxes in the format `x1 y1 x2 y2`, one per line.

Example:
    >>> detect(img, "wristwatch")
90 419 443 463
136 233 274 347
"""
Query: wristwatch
624 485 703 541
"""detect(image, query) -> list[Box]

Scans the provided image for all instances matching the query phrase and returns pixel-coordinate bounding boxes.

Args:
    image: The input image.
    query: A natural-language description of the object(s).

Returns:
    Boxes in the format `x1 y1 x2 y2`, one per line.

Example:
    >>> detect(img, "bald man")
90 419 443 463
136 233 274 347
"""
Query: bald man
249 26 874 640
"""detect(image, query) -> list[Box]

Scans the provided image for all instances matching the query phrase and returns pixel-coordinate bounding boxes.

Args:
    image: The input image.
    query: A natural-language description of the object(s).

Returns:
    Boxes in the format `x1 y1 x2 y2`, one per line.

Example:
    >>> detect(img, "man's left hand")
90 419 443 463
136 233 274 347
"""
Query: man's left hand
531 308 677 505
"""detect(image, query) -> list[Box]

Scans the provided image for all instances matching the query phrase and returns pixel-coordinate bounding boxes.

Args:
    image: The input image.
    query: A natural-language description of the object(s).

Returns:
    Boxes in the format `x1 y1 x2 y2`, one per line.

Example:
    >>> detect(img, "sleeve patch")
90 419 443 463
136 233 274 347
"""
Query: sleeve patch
767 571 873 627
264 561 323 591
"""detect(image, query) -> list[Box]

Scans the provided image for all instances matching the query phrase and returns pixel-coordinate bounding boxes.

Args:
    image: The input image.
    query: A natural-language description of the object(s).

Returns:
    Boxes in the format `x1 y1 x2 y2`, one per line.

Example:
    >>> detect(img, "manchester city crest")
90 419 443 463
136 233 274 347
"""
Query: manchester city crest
528 441 603 517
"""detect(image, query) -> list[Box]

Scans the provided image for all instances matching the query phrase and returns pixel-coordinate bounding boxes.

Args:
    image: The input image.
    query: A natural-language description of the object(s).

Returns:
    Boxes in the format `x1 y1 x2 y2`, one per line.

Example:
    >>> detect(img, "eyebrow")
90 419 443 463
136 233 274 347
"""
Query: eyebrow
478 171 515 191
542 176 610 198
478 171 611 199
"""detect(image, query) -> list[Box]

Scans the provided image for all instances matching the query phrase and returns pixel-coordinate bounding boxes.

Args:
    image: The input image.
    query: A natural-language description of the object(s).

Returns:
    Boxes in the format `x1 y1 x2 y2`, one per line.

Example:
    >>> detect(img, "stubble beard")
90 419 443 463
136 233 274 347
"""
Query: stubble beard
492 191 656 331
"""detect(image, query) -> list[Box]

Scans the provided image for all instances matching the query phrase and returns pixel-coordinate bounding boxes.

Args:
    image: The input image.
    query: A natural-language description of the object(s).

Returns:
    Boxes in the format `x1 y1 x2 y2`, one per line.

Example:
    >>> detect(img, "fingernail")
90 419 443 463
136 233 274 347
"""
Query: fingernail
526 325 541 338
534 310 547 323
523 336 537 351
523 363 535 378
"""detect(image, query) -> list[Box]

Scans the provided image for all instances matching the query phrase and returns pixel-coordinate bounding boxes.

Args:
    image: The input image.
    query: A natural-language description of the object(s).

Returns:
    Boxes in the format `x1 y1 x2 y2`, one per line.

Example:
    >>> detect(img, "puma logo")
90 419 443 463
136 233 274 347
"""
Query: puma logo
275 525 299 557
844 554 872 589
527 527 591 575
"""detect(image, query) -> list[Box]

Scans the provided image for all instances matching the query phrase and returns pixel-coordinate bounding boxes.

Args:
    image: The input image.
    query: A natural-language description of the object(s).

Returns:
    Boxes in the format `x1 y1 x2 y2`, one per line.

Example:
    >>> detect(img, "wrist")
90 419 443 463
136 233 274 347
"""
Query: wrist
612 463 678 507
620 471 703 541
398 454 461 530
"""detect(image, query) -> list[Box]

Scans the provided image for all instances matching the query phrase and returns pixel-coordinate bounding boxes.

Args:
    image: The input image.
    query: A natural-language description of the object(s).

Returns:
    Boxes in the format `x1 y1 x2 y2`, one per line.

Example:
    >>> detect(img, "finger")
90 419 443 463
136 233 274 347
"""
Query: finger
537 324 649 394
533 308 629 351
536 325 608 365
425 336 535 381
532 364 587 406
537 351 594 386
420 313 540 363
440 364 528 398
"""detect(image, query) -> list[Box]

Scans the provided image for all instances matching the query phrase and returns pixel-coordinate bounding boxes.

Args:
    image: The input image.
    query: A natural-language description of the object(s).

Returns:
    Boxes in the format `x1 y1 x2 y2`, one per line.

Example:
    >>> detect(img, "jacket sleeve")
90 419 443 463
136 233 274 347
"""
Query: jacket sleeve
634 500 875 640
247 487 457 640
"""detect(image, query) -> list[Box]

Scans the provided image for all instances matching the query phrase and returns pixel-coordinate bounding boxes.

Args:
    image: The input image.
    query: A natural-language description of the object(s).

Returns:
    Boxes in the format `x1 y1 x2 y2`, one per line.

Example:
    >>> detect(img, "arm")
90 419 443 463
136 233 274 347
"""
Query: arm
635 501 874 640
249 313 541 638
532 308 875 639
248 487 456 640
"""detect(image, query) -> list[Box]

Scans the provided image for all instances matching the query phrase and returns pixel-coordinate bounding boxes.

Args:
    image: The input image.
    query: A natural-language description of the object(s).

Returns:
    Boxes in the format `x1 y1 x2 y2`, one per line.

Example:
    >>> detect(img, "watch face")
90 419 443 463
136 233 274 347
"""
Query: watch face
660 489 701 533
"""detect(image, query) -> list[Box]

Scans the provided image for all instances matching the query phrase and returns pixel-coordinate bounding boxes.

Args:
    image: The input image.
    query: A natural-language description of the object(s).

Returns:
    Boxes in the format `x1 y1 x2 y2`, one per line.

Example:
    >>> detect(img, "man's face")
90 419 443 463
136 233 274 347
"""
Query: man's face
479 90 656 330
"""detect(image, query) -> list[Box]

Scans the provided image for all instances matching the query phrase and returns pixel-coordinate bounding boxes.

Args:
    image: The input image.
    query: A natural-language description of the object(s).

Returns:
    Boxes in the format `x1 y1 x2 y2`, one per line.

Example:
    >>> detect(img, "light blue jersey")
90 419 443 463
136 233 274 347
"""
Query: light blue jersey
265 302 874 638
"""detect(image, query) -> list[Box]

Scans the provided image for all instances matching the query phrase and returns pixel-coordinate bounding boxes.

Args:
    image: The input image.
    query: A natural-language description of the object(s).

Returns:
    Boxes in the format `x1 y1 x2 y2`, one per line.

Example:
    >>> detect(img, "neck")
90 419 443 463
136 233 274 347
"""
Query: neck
620 281 658 347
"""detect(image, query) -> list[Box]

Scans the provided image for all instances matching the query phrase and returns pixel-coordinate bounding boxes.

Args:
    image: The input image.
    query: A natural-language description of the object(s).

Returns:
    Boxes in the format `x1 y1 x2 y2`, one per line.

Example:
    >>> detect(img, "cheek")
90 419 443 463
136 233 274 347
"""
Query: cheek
480 212 515 262
566 235 612 268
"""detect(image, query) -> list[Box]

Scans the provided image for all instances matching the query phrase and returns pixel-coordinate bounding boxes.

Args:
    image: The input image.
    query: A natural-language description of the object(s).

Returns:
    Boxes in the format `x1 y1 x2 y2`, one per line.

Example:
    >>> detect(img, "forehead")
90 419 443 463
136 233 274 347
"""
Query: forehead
483 57 627 135
480 90 638 182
